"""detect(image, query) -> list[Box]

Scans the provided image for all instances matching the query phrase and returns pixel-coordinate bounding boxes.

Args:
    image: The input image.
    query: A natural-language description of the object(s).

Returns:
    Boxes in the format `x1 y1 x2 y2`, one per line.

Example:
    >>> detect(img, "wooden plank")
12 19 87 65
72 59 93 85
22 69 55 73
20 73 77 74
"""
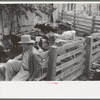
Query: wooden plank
75 28 91 33
56 60 85 80
95 19 100 23
60 13 74 17
75 26 91 32
94 26 100 30
75 15 92 21
75 19 92 24
63 15 74 18
94 24 100 28
92 40 100 47
91 51 100 63
92 62 100 66
59 13 92 23
91 16 96 33
85 36 93 77
75 29 90 35
92 46 100 54
60 13 92 23
57 39 85 54
64 67 84 81
91 33 100 39
57 46 85 62
75 23 92 29
95 22 100 27
47 46 57 81
56 55 85 72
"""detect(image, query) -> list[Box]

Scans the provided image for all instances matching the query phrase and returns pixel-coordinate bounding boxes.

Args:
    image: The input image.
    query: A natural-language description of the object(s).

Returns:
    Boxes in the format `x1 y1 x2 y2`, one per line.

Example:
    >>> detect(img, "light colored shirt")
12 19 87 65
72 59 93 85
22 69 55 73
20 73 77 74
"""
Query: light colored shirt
22 50 29 70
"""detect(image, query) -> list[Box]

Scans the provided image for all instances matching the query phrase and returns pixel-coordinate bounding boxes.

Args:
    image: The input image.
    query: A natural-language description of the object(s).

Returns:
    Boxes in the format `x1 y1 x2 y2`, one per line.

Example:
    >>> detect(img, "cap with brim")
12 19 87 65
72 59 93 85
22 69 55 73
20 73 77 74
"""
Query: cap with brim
18 35 35 44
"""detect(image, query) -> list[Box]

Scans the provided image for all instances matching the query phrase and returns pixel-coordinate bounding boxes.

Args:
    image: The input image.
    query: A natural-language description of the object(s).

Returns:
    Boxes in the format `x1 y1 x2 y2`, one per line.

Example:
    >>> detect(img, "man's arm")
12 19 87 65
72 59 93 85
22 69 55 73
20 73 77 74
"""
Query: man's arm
14 54 22 60
29 53 42 81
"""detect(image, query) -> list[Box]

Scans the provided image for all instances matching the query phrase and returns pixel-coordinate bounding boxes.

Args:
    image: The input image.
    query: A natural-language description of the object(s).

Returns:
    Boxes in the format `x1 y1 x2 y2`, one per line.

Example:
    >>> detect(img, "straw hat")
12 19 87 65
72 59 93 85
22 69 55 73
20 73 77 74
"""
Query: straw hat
18 35 35 44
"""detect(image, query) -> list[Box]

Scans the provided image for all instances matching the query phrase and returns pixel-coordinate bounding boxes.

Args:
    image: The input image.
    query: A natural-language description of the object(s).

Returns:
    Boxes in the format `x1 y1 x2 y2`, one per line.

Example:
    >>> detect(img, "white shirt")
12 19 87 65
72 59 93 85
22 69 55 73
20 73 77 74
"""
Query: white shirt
22 50 29 70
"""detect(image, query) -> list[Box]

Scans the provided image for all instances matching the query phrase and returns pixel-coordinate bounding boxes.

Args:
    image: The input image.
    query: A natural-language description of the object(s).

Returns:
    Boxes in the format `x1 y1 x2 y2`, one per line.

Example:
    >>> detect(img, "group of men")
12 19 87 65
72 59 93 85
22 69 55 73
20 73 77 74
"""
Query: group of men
1 34 43 81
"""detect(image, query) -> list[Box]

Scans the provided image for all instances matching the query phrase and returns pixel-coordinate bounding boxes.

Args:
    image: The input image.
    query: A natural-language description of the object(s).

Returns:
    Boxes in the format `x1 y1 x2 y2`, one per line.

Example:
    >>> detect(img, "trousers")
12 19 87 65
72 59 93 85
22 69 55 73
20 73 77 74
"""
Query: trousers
5 59 29 81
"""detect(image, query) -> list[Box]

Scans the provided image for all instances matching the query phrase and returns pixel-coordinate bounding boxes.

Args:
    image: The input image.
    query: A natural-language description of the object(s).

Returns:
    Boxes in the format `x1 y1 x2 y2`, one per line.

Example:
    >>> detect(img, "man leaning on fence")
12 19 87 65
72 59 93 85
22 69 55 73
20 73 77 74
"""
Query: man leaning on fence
4 34 42 81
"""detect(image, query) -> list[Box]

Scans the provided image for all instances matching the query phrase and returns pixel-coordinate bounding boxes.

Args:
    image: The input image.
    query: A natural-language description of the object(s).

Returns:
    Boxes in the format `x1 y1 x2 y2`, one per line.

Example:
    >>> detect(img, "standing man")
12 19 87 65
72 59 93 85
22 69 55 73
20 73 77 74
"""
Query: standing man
5 35 42 81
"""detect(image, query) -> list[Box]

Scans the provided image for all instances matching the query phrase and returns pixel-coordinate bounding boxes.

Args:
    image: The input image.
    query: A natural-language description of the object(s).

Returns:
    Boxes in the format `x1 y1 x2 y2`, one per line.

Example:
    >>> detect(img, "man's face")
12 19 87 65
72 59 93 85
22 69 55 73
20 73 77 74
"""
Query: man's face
21 43 30 51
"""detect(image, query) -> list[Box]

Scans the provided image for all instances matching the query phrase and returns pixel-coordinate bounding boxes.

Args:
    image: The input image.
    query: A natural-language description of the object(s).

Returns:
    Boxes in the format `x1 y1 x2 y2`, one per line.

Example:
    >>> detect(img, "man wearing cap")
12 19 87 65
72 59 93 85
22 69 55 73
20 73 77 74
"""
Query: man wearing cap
4 35 42 81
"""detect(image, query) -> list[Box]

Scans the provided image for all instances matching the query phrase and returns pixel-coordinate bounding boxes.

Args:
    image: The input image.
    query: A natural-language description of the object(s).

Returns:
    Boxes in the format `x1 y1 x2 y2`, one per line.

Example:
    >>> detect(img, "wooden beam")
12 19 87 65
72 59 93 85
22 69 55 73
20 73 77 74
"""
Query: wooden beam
47 45 58 81
85 36 93 78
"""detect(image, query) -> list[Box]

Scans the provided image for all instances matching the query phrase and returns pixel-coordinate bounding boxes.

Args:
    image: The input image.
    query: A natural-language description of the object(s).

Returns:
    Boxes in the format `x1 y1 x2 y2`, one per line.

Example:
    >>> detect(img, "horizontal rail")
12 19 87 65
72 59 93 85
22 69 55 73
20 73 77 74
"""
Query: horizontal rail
56 60 85 80
56 55 85 72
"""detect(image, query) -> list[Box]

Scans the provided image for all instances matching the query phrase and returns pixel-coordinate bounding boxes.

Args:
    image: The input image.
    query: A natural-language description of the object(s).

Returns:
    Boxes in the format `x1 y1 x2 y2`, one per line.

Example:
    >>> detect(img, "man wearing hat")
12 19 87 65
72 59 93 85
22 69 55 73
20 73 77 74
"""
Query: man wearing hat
4 35 42 81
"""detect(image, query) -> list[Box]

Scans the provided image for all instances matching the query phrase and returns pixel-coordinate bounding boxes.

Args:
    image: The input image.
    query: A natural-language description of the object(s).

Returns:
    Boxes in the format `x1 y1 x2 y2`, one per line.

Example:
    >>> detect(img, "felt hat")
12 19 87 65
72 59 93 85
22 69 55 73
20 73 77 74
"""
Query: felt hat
18 35 35 44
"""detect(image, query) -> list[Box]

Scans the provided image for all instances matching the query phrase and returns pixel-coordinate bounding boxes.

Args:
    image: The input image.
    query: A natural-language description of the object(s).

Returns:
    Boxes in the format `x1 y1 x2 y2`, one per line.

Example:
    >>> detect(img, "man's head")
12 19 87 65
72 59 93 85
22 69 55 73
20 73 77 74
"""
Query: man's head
18 35 35 51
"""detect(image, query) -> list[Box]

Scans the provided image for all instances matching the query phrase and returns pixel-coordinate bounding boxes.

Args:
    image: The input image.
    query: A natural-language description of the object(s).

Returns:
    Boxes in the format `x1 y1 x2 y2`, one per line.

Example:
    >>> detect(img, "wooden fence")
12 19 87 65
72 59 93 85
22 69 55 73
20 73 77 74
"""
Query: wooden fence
36 37 86 81
86 33 100 78
58 13 100 36
55 38 86 81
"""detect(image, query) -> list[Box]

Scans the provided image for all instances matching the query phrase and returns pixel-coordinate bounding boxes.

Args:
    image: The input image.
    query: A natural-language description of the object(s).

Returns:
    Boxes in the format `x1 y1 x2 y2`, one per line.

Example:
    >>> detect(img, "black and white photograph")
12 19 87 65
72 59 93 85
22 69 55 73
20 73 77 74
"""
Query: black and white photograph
0 1 100 98
0 2 100 81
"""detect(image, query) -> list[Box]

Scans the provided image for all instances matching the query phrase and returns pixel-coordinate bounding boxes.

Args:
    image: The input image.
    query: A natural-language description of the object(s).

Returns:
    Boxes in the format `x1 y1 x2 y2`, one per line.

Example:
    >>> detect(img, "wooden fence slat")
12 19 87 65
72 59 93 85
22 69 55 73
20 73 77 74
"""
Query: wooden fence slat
57 46 85 62
94 22 100 25
64 66 84 81
75 19 92 24
75 28 91 35
75 28 90 34
57 39 85 54
93 40 100 47
75 26 92 32
92 46 100 54
94 26 100 30
75 15 92 21
91 16 96 33
91 51 100 63
59 13 74 17
61 13 92 21
91 33 100 39
75 23 92 29
95 19 100 23
47 46 57 81
56 55 85 72
56 60 85 80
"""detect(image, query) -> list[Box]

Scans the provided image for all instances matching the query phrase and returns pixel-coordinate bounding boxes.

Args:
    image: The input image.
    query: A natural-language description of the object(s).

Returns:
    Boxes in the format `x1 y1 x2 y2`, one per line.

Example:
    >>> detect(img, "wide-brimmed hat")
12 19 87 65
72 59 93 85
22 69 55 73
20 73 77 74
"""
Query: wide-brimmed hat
18 35 35 44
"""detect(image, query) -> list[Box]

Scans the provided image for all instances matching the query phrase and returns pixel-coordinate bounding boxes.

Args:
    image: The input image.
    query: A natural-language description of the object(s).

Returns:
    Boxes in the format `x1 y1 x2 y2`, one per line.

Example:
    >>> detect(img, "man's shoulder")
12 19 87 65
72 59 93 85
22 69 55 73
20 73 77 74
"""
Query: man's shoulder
30 48 40 56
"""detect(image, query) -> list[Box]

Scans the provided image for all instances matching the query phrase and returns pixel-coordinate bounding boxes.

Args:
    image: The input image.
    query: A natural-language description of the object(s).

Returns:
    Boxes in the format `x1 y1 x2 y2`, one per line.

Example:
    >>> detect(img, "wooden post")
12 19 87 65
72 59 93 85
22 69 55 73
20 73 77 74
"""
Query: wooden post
85 36 93 78
47 45 57 81
73 12 76 30
73 4 76 30
91 16 96 34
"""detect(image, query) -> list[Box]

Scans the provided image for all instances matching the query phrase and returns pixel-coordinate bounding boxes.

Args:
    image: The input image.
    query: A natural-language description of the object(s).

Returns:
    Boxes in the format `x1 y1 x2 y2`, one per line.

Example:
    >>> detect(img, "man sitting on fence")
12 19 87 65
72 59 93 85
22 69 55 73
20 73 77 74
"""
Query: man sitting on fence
4 35 42 81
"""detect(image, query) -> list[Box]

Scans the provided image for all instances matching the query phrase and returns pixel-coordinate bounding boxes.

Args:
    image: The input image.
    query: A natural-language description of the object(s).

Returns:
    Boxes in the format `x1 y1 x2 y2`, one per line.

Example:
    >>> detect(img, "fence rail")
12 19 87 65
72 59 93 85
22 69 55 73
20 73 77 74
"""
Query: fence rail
58 13 100 36
36 37 86 81
86 33 100 78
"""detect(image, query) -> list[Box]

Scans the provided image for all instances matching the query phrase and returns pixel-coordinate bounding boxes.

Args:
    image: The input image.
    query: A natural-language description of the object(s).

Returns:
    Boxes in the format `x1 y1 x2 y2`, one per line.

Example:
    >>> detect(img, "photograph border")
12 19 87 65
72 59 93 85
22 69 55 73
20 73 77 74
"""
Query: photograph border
0 0 100 99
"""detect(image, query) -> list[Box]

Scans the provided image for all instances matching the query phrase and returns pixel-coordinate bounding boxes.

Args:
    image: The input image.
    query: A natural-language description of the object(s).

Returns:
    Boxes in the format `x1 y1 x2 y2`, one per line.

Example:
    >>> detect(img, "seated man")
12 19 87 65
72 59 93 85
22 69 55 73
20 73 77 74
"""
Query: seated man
4 35 42 81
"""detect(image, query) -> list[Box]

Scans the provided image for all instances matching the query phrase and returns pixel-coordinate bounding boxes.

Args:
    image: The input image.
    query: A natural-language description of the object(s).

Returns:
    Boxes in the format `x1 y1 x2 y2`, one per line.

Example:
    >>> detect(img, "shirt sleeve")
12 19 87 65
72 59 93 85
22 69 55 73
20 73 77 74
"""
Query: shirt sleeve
29 53 42 80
